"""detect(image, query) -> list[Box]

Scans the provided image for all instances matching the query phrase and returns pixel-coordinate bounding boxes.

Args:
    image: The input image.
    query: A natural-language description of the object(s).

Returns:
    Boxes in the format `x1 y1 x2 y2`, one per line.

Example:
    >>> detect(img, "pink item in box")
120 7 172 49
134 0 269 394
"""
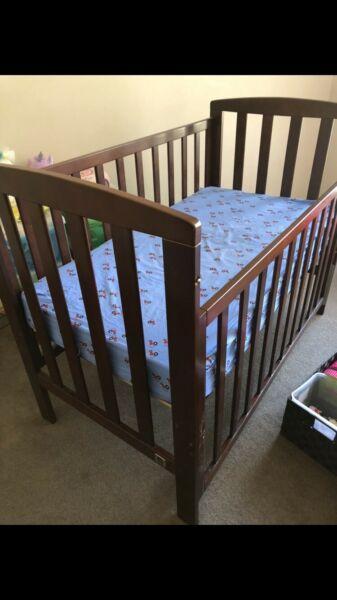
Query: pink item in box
79 167 110 186
324 360 337 379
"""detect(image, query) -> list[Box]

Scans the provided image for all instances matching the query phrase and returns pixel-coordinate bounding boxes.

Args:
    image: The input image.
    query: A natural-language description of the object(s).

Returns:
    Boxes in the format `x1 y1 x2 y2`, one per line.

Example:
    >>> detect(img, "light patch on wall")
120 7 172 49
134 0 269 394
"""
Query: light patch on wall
104 161 118 191
220 111 236 189
187 134 195 198
292 117 320 200
321 121 337 193
265 116 289 197
123 154 137 196
142 148 155 202
173 139 182 202
158 144 168 206
199 130 206 189
242 113 262 193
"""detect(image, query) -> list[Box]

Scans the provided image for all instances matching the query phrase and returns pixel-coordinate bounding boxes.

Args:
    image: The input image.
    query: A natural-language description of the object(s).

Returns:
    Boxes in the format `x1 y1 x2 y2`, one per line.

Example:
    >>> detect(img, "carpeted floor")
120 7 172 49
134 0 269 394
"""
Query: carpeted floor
1 273 337 525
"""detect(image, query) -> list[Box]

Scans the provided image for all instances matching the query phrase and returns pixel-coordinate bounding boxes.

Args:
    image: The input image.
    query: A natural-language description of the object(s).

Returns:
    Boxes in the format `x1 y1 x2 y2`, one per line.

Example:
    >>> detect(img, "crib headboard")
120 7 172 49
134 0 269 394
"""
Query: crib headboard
206 97 337 200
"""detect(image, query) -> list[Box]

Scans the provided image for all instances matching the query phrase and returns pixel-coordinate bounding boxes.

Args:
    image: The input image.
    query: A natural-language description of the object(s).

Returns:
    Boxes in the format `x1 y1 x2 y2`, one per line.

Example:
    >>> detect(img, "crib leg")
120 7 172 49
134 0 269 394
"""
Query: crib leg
317 303 326 315
14 328 56 424
6 324 56 423
173 369 205 526
175 471 200 525
25 364 56 423
30 383 56 423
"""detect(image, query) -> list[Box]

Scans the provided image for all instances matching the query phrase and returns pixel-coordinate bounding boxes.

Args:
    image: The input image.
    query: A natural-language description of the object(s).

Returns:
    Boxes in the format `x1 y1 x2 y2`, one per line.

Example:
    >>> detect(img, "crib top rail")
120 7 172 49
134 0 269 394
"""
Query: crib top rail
0 164 201 247
210 97 337 119
201 181 337 325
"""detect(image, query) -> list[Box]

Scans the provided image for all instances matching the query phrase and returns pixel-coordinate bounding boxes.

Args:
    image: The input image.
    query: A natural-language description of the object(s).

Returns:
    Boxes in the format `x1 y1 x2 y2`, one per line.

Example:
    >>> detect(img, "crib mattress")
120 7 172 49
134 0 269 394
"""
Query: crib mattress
21 186 313 403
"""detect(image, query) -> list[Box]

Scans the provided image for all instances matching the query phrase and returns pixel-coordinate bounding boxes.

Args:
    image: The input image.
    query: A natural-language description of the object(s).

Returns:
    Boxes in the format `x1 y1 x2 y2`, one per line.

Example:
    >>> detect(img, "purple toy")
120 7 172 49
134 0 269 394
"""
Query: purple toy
27 152 53 169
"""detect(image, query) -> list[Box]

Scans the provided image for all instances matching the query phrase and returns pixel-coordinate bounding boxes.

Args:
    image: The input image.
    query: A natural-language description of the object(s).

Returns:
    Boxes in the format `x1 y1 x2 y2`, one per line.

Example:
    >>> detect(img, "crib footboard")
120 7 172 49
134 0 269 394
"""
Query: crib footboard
0 164 206 525
199 183 337 493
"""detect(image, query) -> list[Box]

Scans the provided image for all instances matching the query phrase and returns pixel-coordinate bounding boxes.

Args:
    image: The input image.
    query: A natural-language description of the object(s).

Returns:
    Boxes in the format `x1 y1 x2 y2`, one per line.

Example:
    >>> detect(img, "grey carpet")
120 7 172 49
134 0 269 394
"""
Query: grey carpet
1 273 337 525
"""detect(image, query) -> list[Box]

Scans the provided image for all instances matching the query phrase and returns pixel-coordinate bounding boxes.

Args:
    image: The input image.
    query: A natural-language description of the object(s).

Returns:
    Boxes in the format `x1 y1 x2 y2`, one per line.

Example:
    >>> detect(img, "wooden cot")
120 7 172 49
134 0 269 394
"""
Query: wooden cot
1 97 337 524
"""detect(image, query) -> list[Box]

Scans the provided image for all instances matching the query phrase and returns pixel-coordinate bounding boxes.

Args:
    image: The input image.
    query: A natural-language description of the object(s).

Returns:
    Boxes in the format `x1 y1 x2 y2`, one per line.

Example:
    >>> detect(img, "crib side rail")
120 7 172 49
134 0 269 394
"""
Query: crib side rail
0 165 205 505
201 183 337 488
44 119 211 254
47 118 211 229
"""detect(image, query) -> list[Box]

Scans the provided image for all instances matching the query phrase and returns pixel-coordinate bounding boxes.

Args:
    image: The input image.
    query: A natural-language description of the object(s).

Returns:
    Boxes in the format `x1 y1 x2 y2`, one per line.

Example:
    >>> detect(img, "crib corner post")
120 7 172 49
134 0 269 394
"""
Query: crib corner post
163 237 206 526
205 103 222 187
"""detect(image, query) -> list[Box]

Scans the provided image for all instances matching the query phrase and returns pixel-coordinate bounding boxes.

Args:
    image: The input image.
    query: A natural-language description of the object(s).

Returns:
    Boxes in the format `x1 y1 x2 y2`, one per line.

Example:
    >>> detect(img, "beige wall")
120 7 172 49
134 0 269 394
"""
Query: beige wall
0 75 336 202
322 75 337 192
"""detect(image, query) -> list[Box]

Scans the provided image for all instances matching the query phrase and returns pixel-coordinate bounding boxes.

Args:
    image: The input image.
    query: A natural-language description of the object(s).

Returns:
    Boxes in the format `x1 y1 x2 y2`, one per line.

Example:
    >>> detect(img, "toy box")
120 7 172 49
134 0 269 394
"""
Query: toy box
281 356 337 475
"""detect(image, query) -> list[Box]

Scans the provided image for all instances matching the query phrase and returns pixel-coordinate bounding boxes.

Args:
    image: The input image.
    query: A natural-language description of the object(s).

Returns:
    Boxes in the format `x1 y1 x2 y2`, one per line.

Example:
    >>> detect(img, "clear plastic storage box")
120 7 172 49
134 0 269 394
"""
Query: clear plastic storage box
282 368 337 474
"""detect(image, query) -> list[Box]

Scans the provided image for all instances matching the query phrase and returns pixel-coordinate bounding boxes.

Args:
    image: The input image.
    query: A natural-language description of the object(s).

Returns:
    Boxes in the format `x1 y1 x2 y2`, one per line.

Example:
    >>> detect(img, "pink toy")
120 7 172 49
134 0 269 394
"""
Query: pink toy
324 360 337 379
27 152 53 169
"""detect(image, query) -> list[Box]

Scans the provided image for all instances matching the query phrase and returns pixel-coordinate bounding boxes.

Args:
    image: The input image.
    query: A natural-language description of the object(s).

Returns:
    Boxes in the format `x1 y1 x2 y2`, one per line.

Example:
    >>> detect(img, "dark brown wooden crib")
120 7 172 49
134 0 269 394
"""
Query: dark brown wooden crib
1 97 337 524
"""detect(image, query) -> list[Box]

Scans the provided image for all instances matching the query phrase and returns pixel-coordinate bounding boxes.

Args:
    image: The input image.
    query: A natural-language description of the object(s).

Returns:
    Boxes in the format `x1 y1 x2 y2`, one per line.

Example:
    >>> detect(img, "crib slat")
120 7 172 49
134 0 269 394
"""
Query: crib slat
269 241 295 376
230 287 249 436
25 202 90 405
279 229 307 358
50 209 72 263
116 158 127 192
298 209 327 328
244 269 267 413
314 200 337 308
111 225 154 444
233 113 247 190
167 141 175 206
194 132 200 193
257 254 282 393
66 214 120 421
213 306 228 462
255 115 274 194
307 118 333 200
72 172 92 249
0 195 62 385
135 151 145 197
289 219 318 345
94 164 105 185
16 198 44 279
308 201 335 313
318 208 337 309
152 146 161 203
0 219 20 293
181 137 188 198
95 164 111 241
280 116 302 197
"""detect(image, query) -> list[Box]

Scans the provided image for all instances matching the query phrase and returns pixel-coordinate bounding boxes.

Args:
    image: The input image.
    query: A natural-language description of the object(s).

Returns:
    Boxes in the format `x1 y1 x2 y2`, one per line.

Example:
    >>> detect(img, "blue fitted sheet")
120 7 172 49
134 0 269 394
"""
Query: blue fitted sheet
21 187 314 403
